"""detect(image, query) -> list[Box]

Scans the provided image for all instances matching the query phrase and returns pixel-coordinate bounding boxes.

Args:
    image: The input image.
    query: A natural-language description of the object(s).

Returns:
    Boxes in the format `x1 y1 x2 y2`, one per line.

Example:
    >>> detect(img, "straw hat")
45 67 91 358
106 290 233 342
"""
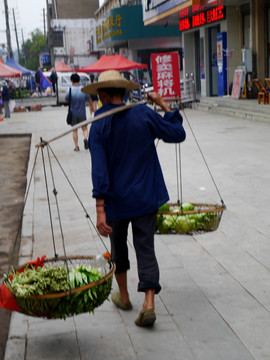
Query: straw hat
82 70 140 95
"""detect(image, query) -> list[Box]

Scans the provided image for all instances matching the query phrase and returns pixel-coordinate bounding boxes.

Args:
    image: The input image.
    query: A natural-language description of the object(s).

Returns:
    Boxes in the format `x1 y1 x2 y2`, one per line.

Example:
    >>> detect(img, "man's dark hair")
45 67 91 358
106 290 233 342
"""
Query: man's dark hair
70 73 80 83
99 87 126 98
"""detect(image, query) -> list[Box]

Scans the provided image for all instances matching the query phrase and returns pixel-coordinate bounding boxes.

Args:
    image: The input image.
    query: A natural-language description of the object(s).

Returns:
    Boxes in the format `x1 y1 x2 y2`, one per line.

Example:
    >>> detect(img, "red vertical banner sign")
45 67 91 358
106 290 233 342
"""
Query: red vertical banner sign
151 51 181 99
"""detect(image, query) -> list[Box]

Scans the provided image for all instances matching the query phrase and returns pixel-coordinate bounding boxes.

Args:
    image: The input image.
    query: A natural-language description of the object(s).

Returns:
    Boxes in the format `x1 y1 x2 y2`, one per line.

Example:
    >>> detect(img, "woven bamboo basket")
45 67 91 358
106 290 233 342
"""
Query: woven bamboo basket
4 255 116 319
155 203 226 235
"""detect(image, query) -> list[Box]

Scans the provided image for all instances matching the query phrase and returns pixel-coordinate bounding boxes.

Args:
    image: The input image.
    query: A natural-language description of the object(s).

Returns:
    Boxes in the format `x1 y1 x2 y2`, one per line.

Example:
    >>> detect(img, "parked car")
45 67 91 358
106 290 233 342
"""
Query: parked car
44 71 90 104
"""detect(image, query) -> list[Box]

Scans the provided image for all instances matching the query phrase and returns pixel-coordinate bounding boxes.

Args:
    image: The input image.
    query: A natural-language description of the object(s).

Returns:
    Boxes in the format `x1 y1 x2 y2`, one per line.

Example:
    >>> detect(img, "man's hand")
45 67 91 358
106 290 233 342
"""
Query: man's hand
147 92 171 113
96 207 113 237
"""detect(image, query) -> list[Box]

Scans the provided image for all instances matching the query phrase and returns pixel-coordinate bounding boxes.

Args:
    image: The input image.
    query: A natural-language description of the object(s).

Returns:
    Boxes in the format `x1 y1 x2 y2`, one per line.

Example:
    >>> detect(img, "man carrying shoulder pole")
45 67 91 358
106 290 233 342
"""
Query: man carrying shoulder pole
82 70 186 327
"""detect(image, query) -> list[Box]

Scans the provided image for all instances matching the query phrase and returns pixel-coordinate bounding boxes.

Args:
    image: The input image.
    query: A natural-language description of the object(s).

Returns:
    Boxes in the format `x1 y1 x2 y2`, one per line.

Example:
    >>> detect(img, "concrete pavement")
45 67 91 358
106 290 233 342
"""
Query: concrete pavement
1 103 270 360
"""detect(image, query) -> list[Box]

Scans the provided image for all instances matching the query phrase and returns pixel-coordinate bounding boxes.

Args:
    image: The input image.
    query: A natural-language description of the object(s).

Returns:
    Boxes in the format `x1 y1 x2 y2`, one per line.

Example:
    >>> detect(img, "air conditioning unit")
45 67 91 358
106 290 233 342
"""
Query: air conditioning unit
54 47 66 55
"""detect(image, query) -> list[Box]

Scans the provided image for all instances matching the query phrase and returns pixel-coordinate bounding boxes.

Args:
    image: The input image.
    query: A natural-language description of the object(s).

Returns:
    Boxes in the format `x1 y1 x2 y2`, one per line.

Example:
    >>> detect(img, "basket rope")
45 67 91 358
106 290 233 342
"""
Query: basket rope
181 106 225 206
40 140 58 259
45 144 67 260
175 143 183 205
6 147 40 277
46 142 109 253
4 140 113 318
156 99 225 208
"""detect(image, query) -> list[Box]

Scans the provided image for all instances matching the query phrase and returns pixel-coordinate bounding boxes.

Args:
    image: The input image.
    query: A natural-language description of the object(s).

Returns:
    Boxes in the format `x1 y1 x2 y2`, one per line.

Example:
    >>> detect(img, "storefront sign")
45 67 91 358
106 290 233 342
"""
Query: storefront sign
96 13 123 45
96 5 179 47
151 52 181 98
179 2 225 31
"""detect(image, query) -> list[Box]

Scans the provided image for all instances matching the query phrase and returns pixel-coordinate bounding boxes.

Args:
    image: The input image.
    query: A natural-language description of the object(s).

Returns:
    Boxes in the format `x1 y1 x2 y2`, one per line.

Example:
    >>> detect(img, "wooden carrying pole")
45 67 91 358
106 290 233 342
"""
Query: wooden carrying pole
36 102 144 148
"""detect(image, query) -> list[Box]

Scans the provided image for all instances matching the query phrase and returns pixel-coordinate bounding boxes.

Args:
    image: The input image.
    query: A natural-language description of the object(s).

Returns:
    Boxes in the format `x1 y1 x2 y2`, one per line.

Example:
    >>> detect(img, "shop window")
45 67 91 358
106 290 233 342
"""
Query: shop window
52 31 64 47
241 3 250 49
243 14 251 48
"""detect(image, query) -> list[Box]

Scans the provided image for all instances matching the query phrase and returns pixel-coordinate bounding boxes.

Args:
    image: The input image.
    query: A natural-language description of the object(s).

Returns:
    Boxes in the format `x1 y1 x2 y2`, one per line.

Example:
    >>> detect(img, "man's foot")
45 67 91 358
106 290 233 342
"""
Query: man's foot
84 139 89 150
111 291 132 310
135 308 156 327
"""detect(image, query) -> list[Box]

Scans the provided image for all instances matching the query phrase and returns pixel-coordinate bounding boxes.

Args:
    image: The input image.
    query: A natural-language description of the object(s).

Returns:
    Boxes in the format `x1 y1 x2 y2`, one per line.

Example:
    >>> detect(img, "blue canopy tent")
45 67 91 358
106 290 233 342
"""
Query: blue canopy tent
5 58 36 90
5 58 35 76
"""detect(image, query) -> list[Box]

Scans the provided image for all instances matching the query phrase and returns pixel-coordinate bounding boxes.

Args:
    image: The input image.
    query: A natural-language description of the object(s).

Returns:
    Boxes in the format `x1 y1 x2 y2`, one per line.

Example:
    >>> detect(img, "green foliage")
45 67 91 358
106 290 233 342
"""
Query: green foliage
21 29 46 71
8 264 113 319
10 88 30 99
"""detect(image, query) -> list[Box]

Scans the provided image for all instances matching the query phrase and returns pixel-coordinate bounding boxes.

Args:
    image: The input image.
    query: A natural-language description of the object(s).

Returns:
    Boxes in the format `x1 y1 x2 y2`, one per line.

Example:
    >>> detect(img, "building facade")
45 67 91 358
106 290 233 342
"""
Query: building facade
46 0 100 68
95 0 182 81
142 0 270 98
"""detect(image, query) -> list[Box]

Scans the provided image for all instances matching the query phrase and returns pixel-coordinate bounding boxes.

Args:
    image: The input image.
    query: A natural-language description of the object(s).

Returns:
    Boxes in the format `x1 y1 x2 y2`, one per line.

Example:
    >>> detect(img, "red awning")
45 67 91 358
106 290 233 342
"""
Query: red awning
54 61 73 72
0 62 22 78
77 55 148 73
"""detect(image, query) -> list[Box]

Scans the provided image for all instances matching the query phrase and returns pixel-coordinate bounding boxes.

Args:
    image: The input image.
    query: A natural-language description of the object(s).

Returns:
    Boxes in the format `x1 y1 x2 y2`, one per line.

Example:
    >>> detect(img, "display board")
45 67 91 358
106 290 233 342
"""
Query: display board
231 69 245 99
151 51 181 98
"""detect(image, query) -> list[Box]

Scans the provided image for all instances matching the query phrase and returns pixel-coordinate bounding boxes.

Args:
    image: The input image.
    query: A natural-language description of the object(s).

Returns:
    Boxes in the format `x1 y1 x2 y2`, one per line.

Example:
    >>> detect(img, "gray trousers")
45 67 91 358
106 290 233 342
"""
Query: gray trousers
4 101 10 117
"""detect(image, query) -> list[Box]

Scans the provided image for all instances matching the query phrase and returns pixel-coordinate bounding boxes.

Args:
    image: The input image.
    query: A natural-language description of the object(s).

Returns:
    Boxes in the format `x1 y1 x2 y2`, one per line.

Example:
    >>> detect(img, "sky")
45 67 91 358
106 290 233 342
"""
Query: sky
0 0 46 51
0 0 105 53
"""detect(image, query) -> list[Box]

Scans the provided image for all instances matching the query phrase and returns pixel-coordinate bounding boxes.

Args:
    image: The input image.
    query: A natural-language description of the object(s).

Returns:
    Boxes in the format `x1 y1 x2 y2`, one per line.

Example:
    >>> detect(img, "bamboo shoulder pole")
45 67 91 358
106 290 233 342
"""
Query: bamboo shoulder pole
36 102 145 148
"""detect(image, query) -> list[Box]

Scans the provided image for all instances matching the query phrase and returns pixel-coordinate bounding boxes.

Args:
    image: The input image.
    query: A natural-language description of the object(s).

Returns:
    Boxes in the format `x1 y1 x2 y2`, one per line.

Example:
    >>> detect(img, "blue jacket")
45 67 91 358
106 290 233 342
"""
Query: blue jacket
89 103 186 221
1 86 10 101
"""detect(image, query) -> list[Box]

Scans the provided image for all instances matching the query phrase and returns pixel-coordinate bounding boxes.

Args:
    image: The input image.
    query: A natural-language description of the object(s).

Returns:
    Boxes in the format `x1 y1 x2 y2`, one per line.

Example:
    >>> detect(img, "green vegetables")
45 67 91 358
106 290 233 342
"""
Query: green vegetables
8 266 70 297
156 203 220 234
69 265 102 289
8 263 113 319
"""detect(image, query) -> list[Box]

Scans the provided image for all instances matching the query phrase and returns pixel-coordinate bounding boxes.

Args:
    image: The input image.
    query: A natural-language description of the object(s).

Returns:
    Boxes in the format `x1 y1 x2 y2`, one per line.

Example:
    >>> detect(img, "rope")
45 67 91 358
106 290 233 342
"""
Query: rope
178 144 184 206
47 143 110 253
6 147 40 277
181 106 225 205
175 143 184 205
46 146 69 273
40 139 58 258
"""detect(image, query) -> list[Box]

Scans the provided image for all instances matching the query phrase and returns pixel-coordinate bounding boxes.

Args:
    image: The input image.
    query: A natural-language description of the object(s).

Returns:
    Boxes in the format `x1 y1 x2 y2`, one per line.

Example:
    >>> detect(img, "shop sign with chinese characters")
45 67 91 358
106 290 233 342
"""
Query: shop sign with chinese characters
151 52 181 98
179 1 226 32
96 13 122 45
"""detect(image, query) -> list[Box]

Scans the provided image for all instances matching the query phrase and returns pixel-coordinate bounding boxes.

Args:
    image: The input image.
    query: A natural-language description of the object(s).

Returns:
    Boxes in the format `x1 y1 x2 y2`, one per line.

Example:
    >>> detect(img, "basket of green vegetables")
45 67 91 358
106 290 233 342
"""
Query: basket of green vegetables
3 255 115 319
155 202 226 235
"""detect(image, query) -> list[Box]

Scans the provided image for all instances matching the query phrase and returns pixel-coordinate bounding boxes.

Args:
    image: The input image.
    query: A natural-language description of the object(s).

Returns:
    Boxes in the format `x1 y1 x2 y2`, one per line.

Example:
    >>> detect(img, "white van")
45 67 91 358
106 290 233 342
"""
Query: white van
44 71 90 104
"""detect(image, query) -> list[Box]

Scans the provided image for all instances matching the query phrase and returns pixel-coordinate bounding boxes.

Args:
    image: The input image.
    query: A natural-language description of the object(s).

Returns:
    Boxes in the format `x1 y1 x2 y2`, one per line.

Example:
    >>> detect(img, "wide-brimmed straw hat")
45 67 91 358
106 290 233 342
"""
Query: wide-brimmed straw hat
82 70 140 95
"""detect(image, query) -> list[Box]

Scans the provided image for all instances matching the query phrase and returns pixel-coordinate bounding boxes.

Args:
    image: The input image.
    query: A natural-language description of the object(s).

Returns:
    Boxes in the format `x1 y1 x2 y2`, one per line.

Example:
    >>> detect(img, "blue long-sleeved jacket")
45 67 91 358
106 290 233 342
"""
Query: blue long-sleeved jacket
89 103 186 221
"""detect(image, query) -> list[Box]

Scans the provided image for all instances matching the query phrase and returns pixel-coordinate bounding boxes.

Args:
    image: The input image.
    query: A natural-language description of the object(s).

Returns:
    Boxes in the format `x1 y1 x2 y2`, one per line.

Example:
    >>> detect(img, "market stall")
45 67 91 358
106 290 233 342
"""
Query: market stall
5 58 35 94
77 54 147 73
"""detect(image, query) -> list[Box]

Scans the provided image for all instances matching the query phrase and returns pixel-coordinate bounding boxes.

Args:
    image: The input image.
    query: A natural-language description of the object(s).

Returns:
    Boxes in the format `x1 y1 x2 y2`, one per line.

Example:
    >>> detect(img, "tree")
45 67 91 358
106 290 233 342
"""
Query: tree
21 29 46 71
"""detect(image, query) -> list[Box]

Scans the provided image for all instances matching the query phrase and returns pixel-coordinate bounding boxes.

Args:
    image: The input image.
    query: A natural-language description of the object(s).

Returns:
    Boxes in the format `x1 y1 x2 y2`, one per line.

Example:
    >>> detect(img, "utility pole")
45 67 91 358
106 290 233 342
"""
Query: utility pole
21 29 24 46
13 9 21 63
43 8 46 36
4 0 13 58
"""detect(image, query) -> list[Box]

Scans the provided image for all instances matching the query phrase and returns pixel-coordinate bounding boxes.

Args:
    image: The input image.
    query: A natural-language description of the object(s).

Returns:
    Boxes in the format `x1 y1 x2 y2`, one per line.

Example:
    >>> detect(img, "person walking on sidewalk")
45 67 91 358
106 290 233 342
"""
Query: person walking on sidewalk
82 70 186 327
1 80 10 118
49 68 58 94
35 68 41 95
65 73 91 151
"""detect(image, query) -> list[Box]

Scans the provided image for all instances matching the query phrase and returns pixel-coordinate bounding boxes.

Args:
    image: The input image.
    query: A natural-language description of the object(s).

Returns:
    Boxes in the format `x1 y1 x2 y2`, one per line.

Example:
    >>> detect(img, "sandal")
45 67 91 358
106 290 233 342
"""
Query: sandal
111 291 132 310
74 146 80 151
135 308 156 327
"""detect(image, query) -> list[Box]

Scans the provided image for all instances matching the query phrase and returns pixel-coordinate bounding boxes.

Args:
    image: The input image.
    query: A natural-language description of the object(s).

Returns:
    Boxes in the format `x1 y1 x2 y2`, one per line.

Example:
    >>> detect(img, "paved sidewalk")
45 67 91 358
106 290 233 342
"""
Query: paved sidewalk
1 105 270 360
